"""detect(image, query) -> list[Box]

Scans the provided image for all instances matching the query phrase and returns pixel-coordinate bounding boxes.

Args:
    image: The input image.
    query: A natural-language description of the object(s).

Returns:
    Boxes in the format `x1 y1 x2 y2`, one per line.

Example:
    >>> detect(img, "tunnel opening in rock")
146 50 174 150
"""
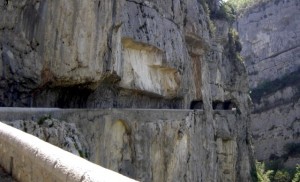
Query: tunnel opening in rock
33 86 93 108
213 100 236 110
190 100 203 109
223 100 236 110
213 101 223 110
55 87 92 108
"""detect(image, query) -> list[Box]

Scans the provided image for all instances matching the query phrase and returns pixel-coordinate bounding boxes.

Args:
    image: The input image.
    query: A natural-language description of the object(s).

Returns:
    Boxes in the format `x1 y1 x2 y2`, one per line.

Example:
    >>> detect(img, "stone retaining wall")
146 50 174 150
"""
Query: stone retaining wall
0 108 252 181
0 122 137 182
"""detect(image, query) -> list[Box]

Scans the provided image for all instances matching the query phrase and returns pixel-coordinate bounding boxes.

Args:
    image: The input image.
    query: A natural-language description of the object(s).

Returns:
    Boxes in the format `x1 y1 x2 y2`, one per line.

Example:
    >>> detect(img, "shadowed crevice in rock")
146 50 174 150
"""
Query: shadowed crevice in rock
190 100 203 110
213 100 237 110
0 166 16 182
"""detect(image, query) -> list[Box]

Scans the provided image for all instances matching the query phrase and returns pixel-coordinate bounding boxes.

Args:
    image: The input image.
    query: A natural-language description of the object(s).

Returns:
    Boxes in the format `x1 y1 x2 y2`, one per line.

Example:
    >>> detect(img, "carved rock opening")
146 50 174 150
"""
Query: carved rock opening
33 86 92 108
213 100 237 110
190 100 203 109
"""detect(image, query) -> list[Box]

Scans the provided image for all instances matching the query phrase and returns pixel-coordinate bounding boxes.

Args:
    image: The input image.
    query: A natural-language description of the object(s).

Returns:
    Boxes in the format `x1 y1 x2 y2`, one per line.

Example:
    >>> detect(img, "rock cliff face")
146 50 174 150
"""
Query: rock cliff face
0 0 254 181
0 0 249 110
237 0 300 167
2 108 253 182
238 0 300 89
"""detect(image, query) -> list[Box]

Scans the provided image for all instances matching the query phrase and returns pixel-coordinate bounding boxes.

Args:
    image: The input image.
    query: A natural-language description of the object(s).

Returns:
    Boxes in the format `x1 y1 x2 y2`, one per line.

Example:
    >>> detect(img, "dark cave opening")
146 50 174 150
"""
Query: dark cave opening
190 100 203 109
212 100 236 110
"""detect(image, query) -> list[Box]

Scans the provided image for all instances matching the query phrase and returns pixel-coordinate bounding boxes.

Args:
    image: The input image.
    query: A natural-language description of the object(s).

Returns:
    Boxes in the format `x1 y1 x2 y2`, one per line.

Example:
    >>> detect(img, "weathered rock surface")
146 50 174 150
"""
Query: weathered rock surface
0 0 254 181
1 0 250 110
1 108 253 182
251 98 300 168
237 0 300 167
4 118 89 159
238 0 300 89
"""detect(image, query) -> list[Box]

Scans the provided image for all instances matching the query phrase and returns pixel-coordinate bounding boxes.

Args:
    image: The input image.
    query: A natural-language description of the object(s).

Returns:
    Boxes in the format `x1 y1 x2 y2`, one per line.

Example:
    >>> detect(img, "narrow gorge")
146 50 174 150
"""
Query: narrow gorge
237 0 300 169
0 0 256 181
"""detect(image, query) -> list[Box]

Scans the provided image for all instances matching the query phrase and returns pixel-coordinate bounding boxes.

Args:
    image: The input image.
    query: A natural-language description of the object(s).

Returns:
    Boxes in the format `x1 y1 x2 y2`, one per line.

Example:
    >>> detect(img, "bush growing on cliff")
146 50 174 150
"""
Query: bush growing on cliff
226 28 243 63
273 170 292 182
259 159 300 182
211 2 236 23
226 0 264 11
292 165 300 182
256 161 273 182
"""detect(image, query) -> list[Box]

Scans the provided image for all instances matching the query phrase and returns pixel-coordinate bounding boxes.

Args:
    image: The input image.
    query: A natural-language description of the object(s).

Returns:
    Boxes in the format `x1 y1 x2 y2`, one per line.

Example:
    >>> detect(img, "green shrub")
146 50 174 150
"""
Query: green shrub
226 28 243 63
256 161 273 182
273 170 292 182
211 2 236 23
226 0 266 12
292 165 300 182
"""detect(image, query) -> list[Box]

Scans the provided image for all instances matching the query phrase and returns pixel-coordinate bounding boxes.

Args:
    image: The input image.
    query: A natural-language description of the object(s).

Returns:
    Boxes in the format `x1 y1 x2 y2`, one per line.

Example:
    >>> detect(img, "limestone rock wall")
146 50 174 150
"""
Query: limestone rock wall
0 0 114 106
1 0 249 110
1 108 253 182
251 99 300 168
5 119 89 158
237 0 300 167
0 0 254 181
238 0 300 89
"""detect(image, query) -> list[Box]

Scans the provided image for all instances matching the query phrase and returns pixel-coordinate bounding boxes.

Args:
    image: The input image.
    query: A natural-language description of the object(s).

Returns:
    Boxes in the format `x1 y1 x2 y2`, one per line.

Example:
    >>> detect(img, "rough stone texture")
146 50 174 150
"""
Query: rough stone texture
237 0 300 167
0 0 115 106
0 122 137 182
0 108 252 182
238 0 300 89
5 119 89 159
0 0 250 110
0 0 254 181
251 98 300 168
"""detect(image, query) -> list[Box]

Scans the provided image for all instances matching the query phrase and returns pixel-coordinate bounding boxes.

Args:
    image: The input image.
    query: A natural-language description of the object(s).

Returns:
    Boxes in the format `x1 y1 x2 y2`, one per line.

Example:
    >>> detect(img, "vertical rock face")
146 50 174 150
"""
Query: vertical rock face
0 0 114 106
0 0 254 181
238 0 300 89
237 0 300 167
1 0 250 110
2 108 253 182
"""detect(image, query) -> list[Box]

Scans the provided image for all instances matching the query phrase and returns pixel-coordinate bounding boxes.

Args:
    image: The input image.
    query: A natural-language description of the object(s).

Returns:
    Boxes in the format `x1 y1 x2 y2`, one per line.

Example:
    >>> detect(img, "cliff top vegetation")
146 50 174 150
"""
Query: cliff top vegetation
226 0 275 13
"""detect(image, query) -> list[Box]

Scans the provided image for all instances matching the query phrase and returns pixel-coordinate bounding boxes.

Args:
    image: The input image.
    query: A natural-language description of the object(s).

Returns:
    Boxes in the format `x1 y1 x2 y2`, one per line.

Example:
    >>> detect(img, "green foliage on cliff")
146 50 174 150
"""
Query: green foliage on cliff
199 0 237 36
273 170 292 182
256 161 273 182
257 159 300 182
226 0 261 11
226 28 243 62
292 165 300 182
226 0 275 12
211 2 236 23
